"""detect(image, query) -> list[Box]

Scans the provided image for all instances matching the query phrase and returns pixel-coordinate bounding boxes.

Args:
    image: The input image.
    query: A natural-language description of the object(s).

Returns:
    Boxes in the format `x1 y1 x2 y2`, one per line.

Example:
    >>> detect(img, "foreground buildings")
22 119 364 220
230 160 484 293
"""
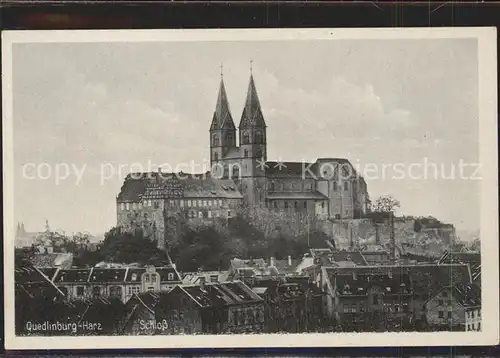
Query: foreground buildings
116 72 370 245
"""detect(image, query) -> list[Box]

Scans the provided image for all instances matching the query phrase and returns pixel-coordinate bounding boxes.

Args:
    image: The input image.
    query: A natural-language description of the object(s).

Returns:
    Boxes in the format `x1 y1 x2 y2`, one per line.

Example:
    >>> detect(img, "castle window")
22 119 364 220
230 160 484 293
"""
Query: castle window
303 202 307 209
228 210 232 218
244 150 249 158
284 201 288 209
243 132 250 144
132 202 137 210
169 200 174 208
256 148 262 159
198 200 202 207
120 203 125 210
273 201 278 209
152 274 157 283
77 286 84 296
203 200 207 207
255 131 263 144
269 182 275 191
126 203 130 210
168 273 175 281
344 181 349 191
198 211 203 218
208 200 212 206
359 302 365 312
148 200 152 207
294 201 298 209
333 182 338 191
144 274 150 282
213 134 219 146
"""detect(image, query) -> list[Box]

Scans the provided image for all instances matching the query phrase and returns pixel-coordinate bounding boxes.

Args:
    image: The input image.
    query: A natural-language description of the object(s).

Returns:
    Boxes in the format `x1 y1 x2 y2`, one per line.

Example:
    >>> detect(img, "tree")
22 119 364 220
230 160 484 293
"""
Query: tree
372 195 400 213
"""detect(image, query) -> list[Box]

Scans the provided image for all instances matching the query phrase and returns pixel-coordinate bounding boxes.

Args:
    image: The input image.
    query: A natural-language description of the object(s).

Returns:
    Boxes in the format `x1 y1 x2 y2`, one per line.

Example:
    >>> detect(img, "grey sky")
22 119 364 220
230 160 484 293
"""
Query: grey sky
12 38 479 235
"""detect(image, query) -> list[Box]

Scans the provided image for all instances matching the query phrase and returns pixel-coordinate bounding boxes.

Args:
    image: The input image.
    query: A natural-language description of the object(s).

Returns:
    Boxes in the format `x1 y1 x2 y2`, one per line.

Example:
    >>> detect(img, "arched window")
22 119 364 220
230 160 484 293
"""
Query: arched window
255 131 263 144
243 132 250 144
256 148 262 159
344 181 349 191
213 134 219 146
244 149 249 158
284 201 289 209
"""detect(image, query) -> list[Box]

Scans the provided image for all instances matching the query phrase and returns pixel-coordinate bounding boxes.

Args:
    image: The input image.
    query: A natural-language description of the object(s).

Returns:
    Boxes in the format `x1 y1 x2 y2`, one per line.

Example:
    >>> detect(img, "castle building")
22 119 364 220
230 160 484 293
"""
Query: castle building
116 68 370 245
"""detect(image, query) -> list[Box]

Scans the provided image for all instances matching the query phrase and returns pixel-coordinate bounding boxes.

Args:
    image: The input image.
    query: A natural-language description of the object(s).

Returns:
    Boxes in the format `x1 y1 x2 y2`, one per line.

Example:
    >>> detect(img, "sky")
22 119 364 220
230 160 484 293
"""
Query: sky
12 38 480 236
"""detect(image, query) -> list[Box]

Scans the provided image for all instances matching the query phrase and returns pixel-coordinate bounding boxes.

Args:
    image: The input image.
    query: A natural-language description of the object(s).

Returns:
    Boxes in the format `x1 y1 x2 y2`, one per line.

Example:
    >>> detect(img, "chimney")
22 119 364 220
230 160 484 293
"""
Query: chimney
288 255 292 266
199 276 206 290
270 257 276 267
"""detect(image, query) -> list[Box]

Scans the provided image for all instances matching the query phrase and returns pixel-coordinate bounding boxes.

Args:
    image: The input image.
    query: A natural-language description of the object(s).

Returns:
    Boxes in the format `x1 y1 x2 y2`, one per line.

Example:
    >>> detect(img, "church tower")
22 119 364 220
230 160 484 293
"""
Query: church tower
239 67 267 206
209 69 237 168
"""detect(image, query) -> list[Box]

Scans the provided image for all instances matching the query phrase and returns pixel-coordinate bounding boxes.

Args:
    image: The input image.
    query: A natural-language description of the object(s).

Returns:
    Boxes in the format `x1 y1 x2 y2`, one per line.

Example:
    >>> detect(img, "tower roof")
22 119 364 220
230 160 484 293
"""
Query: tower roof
210 78 235 131
239 74 266 128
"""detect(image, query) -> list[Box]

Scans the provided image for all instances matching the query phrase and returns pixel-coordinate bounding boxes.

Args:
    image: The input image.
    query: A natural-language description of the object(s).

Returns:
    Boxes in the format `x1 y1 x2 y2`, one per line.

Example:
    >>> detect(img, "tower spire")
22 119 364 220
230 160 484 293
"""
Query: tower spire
220 62 223 79
210 69 235 131
250 60 253 74
239 70 266 128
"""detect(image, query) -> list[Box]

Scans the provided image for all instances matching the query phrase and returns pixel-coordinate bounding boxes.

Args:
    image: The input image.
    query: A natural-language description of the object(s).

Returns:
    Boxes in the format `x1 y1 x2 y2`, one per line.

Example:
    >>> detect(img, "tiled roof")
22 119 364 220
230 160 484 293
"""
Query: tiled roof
54 268 92 283
127 291 162 312
177 280 263 308
277 283 306 300
266 191 328 200
124 268 144 283
325 264 471 298
117 173 242 202
155 267 182 282
438 251 481 285
326 266 412 297
15 265 66 298
31 253 73 268
265 161 315 177
454 283 481 307
88 268 128 283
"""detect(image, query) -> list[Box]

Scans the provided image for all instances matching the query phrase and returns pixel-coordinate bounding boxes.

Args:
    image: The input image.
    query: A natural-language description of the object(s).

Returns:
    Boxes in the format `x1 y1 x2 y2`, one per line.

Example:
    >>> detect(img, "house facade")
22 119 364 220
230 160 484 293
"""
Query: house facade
52 266 182 303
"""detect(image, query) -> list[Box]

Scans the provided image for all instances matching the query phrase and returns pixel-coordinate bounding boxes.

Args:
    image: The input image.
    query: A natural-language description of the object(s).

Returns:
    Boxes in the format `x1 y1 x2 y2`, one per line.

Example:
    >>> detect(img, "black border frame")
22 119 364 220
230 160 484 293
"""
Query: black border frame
1 0 499 356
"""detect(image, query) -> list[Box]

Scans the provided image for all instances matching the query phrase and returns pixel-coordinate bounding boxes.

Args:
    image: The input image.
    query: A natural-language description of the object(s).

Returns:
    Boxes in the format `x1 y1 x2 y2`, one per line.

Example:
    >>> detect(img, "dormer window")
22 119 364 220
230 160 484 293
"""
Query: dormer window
144 274 150 282
131 273 138 281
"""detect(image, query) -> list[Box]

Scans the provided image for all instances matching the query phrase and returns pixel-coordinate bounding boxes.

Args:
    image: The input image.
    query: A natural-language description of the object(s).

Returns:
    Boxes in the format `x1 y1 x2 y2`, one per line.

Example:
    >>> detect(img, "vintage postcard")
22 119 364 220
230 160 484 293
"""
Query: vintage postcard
2 28 498 349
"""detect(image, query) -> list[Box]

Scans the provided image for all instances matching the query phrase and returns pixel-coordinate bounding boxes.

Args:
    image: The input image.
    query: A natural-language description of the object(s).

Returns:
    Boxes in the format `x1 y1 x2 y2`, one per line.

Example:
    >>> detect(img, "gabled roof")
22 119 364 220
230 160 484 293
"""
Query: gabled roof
239 74 266 128
425 283 481 308
88 268 128 283
15 265 66 298
173 280 263 308
210 78 236 131
117 173 243 202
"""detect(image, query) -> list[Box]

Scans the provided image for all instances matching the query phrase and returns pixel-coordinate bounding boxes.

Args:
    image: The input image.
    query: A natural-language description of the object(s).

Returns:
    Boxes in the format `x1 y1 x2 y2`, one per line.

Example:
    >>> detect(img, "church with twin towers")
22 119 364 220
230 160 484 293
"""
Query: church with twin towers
208 65 370 219
116 65 370 244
